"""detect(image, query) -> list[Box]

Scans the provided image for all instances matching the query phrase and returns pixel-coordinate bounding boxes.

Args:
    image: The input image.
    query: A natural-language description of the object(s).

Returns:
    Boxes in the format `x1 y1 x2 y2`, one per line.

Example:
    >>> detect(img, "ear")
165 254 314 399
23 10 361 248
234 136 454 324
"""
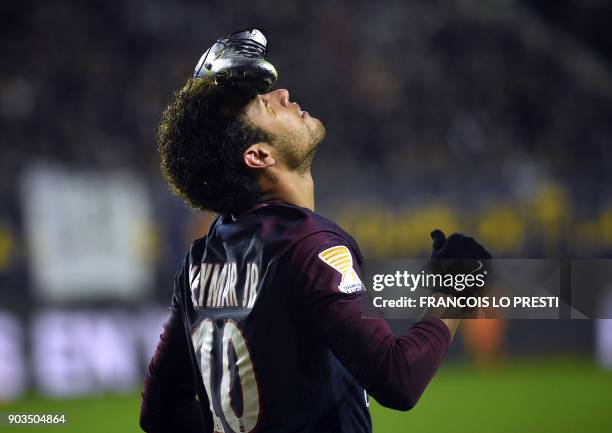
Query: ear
244 143 275 170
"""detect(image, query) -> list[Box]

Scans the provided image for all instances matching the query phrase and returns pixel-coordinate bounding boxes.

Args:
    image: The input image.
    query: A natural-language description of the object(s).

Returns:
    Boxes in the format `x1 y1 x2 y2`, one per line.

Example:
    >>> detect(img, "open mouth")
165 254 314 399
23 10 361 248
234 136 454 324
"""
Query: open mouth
287 93 309 118
293 102 306 118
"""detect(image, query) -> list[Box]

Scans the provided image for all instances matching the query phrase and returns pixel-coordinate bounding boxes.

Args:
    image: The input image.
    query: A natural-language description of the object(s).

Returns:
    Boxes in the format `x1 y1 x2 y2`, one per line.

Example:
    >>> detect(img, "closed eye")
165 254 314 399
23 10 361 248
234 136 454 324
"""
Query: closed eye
257 95 277 117
263 99 277 117
260 97 271 110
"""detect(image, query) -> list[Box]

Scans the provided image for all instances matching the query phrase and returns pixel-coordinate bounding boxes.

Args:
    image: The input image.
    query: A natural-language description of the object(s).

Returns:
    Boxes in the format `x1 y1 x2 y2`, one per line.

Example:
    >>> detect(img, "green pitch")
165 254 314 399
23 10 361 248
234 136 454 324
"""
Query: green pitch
1 358 610 433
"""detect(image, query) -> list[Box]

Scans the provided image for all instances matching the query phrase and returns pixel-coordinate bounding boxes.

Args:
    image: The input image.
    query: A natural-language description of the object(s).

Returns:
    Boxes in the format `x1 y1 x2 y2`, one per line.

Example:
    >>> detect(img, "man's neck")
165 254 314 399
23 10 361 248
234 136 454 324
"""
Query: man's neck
261 169 315 211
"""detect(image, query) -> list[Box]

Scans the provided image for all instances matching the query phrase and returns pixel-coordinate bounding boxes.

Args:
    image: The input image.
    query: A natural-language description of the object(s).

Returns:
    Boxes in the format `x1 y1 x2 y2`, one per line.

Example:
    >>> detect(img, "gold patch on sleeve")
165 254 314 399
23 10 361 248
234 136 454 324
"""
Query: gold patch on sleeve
318 246 365 293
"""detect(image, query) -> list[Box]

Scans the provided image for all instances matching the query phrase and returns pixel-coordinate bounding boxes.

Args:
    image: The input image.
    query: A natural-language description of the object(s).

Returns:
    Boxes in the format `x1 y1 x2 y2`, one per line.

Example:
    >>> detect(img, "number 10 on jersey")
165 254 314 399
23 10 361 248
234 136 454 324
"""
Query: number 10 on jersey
192 319 261 433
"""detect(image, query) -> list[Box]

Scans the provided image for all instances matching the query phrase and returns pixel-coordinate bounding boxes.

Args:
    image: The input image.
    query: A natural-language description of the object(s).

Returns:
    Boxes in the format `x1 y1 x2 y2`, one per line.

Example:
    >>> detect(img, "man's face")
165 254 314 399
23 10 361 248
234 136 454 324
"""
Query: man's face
244 89 326 172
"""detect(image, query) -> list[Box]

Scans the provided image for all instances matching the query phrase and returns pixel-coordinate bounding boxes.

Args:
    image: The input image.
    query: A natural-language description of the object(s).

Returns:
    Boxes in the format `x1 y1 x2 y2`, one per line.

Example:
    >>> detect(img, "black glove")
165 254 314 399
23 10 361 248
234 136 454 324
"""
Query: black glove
427 229 492 297
193 28 278 95
430 229 491 260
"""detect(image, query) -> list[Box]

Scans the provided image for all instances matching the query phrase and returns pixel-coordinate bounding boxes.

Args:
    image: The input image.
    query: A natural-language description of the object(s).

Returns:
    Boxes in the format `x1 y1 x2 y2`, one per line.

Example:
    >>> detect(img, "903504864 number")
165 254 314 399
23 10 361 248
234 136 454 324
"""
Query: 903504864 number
5 414 67 425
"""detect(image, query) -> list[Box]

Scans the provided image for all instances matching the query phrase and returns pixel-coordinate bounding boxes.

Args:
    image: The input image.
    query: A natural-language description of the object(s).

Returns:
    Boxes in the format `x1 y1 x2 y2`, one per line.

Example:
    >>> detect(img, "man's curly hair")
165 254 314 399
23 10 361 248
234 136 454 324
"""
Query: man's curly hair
157 78 270 215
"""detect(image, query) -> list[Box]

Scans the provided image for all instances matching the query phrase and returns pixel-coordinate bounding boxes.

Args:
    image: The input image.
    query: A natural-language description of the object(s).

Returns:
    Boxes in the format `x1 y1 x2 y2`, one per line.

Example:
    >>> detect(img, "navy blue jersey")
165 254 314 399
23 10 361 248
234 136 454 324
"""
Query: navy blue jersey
174 202 371 433
142 201 450 433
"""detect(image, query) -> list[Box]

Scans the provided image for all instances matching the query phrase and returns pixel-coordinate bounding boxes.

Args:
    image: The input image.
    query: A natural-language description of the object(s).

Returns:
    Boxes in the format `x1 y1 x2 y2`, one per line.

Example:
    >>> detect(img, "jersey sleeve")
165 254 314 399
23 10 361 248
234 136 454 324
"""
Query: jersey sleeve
140 261 211 433
288 232 451 411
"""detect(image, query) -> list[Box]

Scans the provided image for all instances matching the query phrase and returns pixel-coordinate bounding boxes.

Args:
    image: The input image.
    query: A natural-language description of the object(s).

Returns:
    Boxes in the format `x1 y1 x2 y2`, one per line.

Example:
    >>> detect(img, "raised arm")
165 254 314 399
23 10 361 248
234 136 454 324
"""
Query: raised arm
288 233 452 411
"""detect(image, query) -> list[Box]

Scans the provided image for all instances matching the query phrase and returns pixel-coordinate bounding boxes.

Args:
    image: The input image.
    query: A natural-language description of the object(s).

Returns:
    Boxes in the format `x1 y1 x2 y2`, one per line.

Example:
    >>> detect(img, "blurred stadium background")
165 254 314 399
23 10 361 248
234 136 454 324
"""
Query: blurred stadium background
1 0 612 431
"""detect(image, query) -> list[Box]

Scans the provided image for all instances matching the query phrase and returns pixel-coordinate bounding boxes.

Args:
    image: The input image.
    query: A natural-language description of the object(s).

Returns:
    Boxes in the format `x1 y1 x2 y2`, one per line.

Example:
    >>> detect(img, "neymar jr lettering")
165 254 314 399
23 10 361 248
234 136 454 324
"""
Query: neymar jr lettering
189 262 260 309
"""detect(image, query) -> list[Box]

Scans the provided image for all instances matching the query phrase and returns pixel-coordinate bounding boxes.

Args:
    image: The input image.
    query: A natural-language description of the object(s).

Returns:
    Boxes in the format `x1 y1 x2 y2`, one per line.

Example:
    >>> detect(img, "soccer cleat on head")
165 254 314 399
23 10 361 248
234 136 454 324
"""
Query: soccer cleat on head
194 28 278 95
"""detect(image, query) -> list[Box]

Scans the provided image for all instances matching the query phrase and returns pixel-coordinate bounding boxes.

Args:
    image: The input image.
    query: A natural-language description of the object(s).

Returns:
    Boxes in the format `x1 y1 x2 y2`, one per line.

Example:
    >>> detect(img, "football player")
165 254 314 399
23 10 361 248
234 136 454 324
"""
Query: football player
140 29 490 433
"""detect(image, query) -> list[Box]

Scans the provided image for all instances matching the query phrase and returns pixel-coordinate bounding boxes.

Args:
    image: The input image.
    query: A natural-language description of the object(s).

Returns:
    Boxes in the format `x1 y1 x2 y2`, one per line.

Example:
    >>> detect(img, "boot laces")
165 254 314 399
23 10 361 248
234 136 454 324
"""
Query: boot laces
224 37 267 59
